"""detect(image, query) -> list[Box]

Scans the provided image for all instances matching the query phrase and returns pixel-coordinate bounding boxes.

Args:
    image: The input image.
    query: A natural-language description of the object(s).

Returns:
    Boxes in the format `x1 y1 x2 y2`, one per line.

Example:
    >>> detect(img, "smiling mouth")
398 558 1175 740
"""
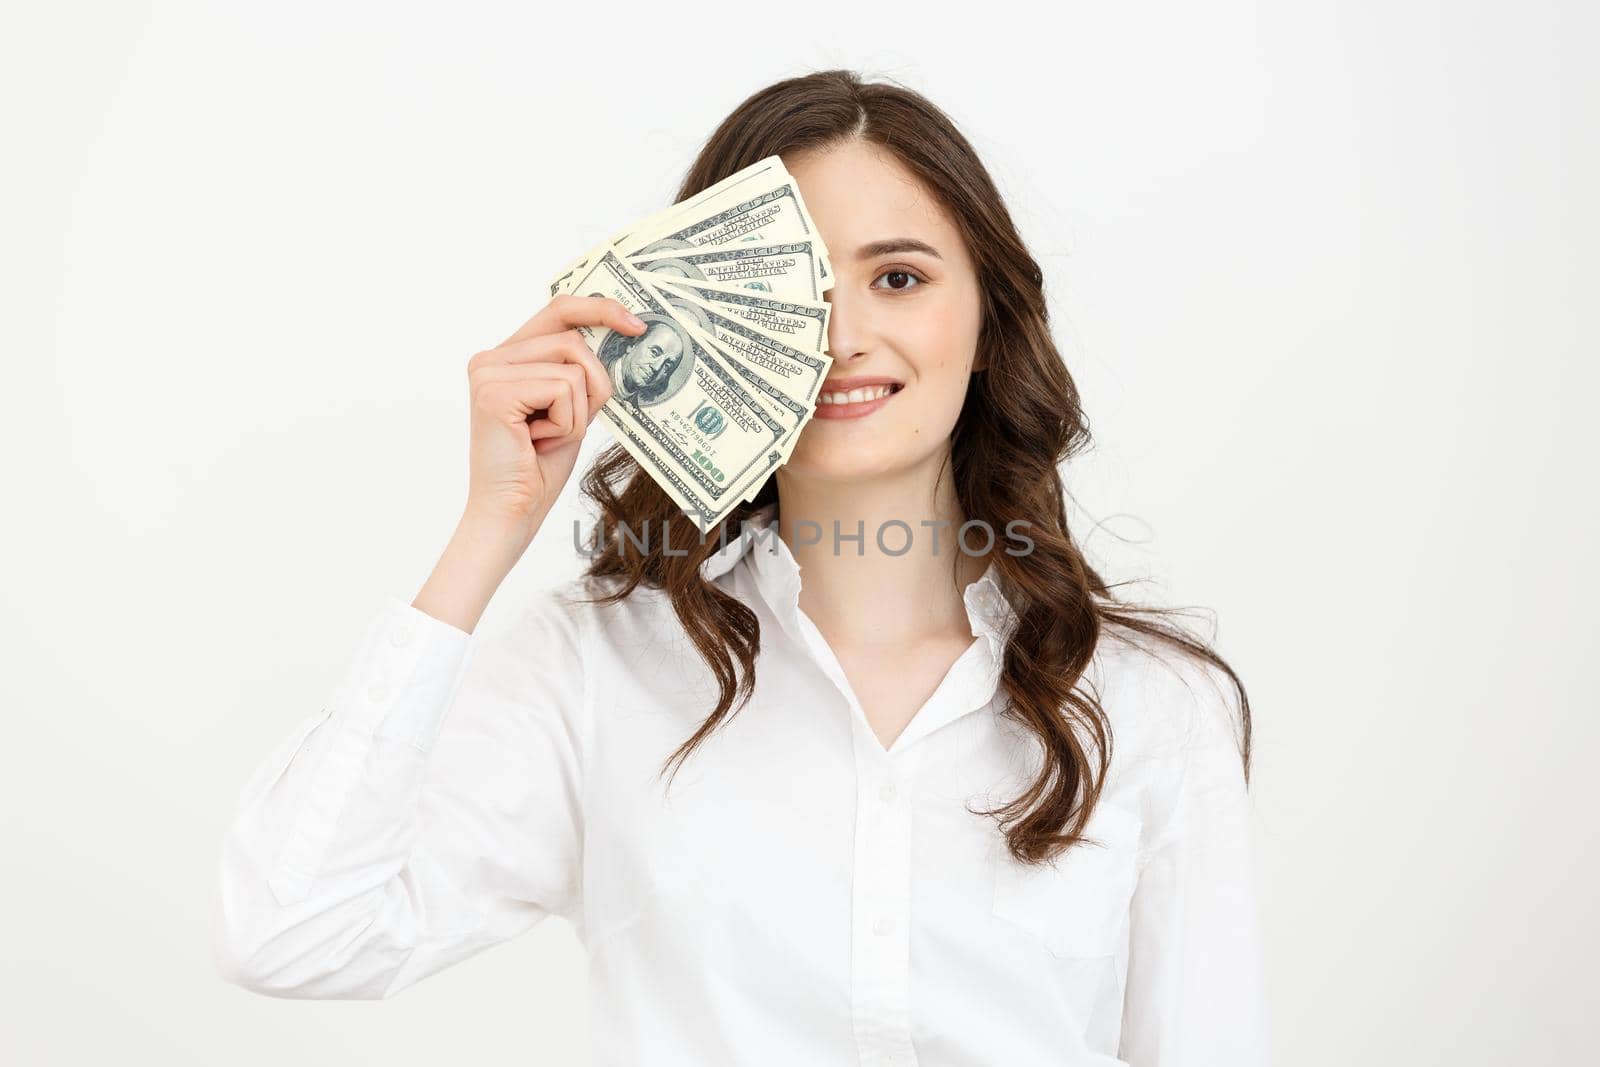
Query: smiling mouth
816 383 903 406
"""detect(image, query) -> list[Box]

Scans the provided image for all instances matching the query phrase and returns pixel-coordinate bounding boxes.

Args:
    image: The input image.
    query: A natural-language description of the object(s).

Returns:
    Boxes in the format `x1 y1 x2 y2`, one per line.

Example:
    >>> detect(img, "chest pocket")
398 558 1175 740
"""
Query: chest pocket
990 802 1142 959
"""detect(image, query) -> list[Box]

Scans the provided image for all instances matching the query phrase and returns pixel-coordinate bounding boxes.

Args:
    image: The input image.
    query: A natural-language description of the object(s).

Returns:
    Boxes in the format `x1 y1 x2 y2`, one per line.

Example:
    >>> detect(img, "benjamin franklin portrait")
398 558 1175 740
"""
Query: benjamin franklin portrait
594 312 692 407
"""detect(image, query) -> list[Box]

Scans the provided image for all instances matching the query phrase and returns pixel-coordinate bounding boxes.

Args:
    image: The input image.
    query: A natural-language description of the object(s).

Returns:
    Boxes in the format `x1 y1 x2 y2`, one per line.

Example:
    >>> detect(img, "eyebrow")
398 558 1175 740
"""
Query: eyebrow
854 238 943 261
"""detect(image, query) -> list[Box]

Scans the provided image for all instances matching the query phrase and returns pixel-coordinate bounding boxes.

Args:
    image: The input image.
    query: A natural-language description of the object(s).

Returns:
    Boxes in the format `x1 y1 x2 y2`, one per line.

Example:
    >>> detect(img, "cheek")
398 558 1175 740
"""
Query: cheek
906 292 982 377
895 309 978 432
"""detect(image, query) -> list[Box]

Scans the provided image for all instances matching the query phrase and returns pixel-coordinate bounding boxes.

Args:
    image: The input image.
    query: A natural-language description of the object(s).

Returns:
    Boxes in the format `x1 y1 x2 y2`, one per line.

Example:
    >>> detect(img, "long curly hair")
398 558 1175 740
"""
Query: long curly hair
576 69 1251 866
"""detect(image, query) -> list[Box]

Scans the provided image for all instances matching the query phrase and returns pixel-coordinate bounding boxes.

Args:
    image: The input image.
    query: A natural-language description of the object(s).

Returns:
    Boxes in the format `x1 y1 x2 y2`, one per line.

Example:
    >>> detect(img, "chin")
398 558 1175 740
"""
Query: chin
782 447 919 485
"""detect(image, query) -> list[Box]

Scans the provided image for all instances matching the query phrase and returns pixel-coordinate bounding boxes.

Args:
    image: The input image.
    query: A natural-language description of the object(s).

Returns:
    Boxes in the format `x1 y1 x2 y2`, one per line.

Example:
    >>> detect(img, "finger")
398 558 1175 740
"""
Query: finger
497 293 645 348
473 328 581 368
525 379 575 442
474 371 556 422
471 331 611 418
528 361 589 440
478 363 586 442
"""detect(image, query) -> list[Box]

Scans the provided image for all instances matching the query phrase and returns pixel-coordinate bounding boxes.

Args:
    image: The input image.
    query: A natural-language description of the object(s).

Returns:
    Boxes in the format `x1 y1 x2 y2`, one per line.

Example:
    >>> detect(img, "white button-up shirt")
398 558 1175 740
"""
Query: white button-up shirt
214 502 1269 1065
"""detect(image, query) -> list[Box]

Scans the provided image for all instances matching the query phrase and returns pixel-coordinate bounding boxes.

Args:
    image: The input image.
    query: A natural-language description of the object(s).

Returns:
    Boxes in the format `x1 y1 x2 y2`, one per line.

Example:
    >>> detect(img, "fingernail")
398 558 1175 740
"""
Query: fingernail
623 312 645 329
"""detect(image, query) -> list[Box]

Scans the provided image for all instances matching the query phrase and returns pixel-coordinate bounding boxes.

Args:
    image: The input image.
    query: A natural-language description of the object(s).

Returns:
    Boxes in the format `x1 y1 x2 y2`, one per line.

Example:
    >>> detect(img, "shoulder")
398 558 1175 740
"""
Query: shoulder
514 572 703 660
1085 621 1247 770
1084 623 1254 862
507 572 743 719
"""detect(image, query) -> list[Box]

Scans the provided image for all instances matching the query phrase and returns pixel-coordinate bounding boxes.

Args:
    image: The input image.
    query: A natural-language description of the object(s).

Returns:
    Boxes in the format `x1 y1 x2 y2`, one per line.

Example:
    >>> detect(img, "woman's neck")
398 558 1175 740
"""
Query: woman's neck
773 456 990 647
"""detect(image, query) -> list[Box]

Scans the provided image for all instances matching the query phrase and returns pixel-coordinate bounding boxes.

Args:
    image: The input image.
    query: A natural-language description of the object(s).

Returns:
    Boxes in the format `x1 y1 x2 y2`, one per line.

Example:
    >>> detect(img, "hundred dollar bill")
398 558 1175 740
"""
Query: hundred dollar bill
559 236 837 344
614 156 792 253
648 280 831 406
632 272 832 506
630 240 827 301
555 255 834 381
625 272 828 507
625 184 832 282
566 250 799 532
667 314 814 507
549 156 804 297
655 276 830 356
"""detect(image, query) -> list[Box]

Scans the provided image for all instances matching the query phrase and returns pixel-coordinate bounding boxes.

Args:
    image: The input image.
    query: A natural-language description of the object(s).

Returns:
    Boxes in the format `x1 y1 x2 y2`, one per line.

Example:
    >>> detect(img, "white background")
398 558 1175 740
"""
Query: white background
3 1 1595 1063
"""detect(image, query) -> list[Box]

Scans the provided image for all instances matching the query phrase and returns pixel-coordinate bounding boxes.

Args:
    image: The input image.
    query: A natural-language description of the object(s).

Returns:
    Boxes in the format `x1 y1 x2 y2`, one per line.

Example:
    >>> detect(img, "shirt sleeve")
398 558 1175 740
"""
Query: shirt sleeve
1119 655 1271 1065
211 583 591 1000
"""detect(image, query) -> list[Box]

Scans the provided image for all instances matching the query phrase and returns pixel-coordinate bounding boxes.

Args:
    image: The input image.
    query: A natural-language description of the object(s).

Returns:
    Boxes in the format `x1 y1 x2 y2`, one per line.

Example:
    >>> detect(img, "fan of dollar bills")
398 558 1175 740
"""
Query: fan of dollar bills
546 155 834 535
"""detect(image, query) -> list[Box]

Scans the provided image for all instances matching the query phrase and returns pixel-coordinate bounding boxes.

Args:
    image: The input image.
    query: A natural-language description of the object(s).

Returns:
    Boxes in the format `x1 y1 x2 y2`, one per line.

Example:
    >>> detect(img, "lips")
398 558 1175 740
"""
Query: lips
811 378 904 419
817 382 902 406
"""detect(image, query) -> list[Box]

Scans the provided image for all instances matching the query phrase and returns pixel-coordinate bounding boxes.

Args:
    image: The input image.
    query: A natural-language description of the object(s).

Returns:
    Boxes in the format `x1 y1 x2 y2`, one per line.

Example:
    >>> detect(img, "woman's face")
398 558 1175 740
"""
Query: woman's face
780 140 984 485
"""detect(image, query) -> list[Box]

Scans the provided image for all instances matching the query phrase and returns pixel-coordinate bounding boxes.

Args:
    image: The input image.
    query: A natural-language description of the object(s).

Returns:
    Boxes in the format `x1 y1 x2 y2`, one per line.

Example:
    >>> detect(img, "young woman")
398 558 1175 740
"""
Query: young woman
215 70 1268 1065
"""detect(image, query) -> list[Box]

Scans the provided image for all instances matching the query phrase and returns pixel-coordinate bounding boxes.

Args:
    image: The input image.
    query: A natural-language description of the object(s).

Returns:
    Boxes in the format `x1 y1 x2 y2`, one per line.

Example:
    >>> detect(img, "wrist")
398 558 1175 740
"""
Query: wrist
455 504 541 563
411 509 542 634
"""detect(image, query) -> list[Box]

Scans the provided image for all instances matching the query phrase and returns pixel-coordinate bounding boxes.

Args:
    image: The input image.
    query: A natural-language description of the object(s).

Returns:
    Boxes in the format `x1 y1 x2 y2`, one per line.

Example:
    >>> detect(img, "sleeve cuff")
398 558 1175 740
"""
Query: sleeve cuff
332 595 477 754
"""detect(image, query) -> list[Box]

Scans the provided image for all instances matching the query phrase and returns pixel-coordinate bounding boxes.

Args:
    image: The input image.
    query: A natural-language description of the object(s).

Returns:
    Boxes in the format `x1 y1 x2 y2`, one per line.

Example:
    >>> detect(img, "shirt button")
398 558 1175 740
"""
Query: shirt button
878 783 897 802
872 916 893 936
367 682 390 702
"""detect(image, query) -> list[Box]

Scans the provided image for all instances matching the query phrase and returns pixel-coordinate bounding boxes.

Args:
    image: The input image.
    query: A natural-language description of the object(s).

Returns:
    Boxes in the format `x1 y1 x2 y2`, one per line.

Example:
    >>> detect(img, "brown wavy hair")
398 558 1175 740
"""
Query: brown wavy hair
576 69 1251 866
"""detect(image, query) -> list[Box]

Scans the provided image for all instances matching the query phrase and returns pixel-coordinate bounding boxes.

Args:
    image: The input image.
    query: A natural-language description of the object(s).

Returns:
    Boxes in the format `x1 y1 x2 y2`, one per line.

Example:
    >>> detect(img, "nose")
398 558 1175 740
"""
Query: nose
823 286 868 364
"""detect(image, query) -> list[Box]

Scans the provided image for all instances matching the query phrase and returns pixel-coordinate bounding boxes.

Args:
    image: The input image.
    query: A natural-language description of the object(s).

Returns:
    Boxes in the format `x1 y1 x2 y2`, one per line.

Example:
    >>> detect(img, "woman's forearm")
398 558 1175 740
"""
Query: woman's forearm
412 507 543 634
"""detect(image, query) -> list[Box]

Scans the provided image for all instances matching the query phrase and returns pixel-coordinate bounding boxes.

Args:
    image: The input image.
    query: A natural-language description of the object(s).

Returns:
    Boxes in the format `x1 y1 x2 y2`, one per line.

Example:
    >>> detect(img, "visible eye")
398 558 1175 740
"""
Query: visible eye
870 267 925 292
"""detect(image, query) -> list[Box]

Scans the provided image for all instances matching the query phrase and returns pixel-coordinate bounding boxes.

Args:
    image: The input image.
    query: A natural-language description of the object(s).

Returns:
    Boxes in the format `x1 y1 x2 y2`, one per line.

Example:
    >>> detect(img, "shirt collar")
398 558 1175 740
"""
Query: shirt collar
700 503 1021 754
698 502 1020 652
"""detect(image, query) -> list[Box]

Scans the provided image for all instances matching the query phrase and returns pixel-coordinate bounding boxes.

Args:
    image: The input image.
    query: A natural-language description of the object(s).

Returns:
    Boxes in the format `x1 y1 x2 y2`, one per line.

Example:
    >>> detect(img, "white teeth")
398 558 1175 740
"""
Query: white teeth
818 384 896 405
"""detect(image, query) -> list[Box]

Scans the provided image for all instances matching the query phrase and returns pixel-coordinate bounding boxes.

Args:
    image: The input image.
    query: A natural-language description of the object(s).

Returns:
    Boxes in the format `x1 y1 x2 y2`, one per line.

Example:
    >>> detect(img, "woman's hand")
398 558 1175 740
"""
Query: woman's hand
412 294 645 634
464 294 644 540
